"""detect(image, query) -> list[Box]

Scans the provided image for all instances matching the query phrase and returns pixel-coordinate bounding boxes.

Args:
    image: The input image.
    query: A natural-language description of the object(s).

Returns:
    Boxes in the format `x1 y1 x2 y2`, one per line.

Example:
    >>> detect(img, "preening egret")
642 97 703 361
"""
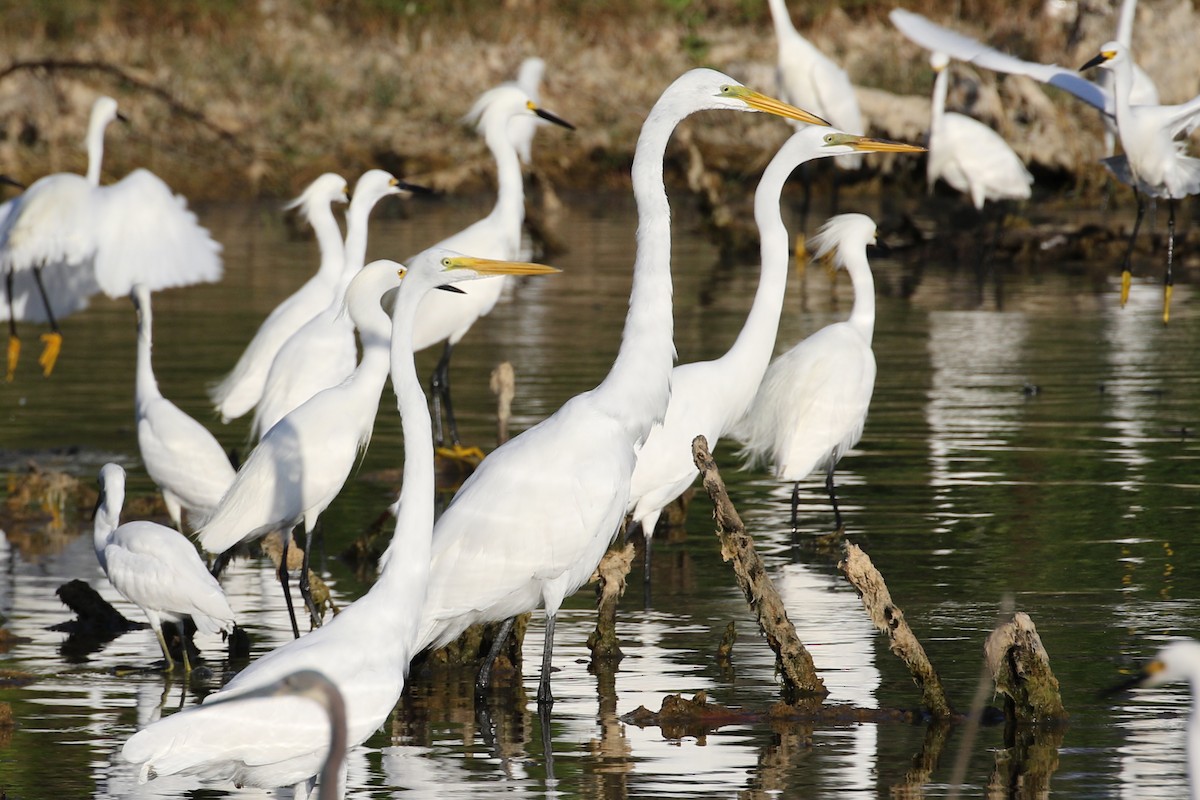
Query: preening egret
413 69 829 705
123 252 559 800
412 84 574 459
1107 639 1200 799
252 170 414 440
733 213 880 535
926 51 1034 211
201 258 409 638
92 463 236 673
1081 42 1200 322
627 130 924 581
0 95 222 379
132 284 235 531
210 173 349 422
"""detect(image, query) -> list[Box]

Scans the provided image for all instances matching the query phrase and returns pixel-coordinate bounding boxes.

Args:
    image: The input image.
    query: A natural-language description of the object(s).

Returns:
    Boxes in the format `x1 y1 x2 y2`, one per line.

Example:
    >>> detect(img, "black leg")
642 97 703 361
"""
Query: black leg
210 547 234 579
536 613 556 707
30 266 62 376
1121 188 1145 307
429 341 456 447
538 700 557 791
825 463 843 533
6 268 18 381
1164 199 1176 324
476 616 515 696
298 526 323 630
31 266 59 332
278 532 301 639
790 480 802 541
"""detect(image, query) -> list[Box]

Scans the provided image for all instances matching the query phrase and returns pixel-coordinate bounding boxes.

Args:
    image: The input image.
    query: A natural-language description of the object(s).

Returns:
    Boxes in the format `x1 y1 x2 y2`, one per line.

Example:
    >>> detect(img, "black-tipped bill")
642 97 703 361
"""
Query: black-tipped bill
531 102 575 131
395 180 432 195
1080 51 1114 72
1100 659 1165 697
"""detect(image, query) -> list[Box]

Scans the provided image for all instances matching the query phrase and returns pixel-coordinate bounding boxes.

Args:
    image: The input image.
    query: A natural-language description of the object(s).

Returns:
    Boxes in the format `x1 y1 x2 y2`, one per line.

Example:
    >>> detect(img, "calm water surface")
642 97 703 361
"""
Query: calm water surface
1 188 1199 799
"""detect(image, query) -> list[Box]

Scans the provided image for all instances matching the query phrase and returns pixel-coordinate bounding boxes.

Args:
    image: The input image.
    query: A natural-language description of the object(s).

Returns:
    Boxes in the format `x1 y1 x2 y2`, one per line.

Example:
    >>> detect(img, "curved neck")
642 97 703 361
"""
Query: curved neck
85 114 110 186
135 304 161 404
92 492 121 562
484 113 526 236
1117 0 1137 47
341 198 381 294
931 68 948 136
766 0 797 43
844 248 876 342
310 203 346 282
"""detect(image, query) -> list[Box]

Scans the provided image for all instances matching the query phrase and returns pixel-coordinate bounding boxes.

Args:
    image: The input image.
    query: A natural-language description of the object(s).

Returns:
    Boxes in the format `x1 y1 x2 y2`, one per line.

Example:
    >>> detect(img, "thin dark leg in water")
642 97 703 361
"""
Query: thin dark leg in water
536 613 556 706
430 341 459 447
278 532 301 639
1164 199 1176 323
31 266 60 332
298 526 323 630
790 480 802 540
1121 188 1146 306
6 268 18 379
643 530 653 609
476 616 515 695
825 463 843 533
539 700 558 791
210 547 234 579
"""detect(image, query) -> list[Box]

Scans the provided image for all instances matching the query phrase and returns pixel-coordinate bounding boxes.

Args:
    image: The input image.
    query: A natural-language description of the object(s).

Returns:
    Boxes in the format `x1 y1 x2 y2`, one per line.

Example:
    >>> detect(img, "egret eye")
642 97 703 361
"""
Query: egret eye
441 258 453 268
823 133 836 144
719 85 734 95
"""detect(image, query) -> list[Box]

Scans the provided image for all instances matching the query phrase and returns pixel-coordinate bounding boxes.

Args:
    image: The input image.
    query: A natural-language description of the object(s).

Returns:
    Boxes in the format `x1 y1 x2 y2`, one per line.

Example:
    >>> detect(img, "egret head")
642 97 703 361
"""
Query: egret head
284 173 349 219
930 52 951 73
465 84 574 133
1080 41 1123 72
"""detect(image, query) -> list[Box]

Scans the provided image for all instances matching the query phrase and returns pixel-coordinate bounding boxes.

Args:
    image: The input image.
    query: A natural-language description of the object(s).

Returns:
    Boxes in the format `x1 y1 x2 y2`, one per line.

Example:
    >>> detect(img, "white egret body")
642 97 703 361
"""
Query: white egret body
123 252 559 799
132 284 235 530
210 174 349 422
734 213 880 533
92 463 235 671
414 69 830 703
627 130 924 571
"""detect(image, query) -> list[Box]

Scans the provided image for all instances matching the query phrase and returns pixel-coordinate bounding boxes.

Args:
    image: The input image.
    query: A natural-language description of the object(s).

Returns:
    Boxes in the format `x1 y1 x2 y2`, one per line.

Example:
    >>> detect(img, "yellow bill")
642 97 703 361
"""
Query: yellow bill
720 85 830 127
442 256 561 276
825 133 927 153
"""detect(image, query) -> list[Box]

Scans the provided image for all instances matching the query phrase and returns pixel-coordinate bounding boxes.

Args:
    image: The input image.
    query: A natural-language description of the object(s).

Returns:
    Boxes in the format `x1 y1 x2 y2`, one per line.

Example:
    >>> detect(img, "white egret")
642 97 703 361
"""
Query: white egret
413 69 829 705
926 51 1034 211
252 170 413 440
627 130 924 581
1108 639 1200 799
412 84 573 459
132 284 235 531
210 173 349 422
202 258 409 638
0 95 222 379
92 463 236 673
1081 42 1200 322
733 213 880 535
123 252 559 799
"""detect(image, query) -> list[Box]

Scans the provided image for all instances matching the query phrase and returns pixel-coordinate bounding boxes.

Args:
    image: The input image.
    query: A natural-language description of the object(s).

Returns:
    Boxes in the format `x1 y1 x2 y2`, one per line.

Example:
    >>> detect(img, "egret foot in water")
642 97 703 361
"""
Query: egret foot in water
435 443 486 465
39 331 63 376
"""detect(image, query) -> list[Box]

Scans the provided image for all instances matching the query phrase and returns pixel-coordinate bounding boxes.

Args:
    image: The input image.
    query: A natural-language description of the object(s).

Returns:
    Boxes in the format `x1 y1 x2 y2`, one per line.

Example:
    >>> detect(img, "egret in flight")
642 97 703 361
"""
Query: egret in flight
0 95 221 379
132 284 235 531
413 69 830 705
412 84 574 460
92 463 236 673
123 252 559 799
210 173 349 422
627 129 924 582
733 213 881 536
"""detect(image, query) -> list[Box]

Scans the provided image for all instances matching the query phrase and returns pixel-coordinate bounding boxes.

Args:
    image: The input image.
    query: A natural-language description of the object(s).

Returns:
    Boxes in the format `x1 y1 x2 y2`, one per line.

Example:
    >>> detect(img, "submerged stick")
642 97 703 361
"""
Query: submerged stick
985 612 1067 723
839 543 952 719
489 362 515 446
691 436 826 700
587 544 635 662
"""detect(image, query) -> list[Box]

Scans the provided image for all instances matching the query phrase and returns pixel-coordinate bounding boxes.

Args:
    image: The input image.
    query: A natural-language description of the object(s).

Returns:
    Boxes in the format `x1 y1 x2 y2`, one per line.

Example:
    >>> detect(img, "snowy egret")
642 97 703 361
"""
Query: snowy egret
414 69 829 705
1107 639 1200 799
252 170 415 439
0 95 222 379
926 51 1033 211
210 173 349 422
123 253 559 799
92 463 236 673
412 84 573 459
733 213 880 535
467 56 548 166
202 258 410 638
1081 42 1200 322
132 284 235 531
627 130 924 581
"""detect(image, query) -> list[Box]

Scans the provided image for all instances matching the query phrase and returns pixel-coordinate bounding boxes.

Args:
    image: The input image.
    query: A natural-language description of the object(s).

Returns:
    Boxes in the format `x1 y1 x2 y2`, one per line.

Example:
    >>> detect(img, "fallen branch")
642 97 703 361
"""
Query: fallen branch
985 612 1067 723
587 544 635 662
691 435 826 700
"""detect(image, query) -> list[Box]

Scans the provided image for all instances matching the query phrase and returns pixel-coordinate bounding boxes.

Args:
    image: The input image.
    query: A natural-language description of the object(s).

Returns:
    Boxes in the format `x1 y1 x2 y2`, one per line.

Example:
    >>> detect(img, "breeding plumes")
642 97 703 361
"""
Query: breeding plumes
92 463 235 673
132 284 235 531
210 173 349 422
252 170 413 439
123 252 558 800
201 259 410 638
413 84 574 459
627 130 923 581
0 95 222 379
734 213 880 535
414 69 830 705
926 51 1034 210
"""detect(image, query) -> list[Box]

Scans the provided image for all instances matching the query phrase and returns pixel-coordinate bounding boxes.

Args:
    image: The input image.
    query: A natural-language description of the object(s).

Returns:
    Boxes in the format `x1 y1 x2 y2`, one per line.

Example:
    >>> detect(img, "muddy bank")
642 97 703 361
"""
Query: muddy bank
0 1 1196 202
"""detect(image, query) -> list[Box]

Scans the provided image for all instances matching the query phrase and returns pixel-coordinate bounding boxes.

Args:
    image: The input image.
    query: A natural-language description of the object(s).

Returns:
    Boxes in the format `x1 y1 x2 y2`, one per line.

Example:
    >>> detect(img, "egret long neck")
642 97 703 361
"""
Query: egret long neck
845 247 876 343
340 198 380 296
483 111 526 256
766 0 798 47
930 68 949 138
1110 58 1134 141
92 489 122 564
85 113 109 187
310 202 346 283
135 301 161 405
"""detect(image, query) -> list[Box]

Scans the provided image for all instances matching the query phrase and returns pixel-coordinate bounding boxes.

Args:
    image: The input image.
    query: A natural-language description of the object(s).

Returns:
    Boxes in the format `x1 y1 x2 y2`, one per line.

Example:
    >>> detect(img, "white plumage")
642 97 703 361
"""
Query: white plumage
92 462 235 672
132 284 235 531
734 213 880 533
210 173 349 422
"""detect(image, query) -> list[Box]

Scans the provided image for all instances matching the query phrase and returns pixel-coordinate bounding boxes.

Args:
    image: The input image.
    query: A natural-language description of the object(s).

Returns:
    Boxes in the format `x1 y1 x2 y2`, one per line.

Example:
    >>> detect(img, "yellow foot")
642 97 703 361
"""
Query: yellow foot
435 443 486 465
1120 270 1132 308
6 335 19 381
38 332 62 376
1163 283 1173 325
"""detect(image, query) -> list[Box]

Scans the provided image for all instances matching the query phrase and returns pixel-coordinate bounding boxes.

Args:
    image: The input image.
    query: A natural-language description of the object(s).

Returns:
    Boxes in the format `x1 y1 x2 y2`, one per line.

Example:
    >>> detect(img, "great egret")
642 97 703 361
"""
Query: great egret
123 252 559 799
1107 639 1200 799
733 213 880 535
201 258 410 638
92 463 236 673
1081 42 1200 323
627 130 924 581
252 170 414 440
412 84 574 459
0 95 222 379
132 284 235 531
413 69 829 705
925 51 1034 210
210 174 349 422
